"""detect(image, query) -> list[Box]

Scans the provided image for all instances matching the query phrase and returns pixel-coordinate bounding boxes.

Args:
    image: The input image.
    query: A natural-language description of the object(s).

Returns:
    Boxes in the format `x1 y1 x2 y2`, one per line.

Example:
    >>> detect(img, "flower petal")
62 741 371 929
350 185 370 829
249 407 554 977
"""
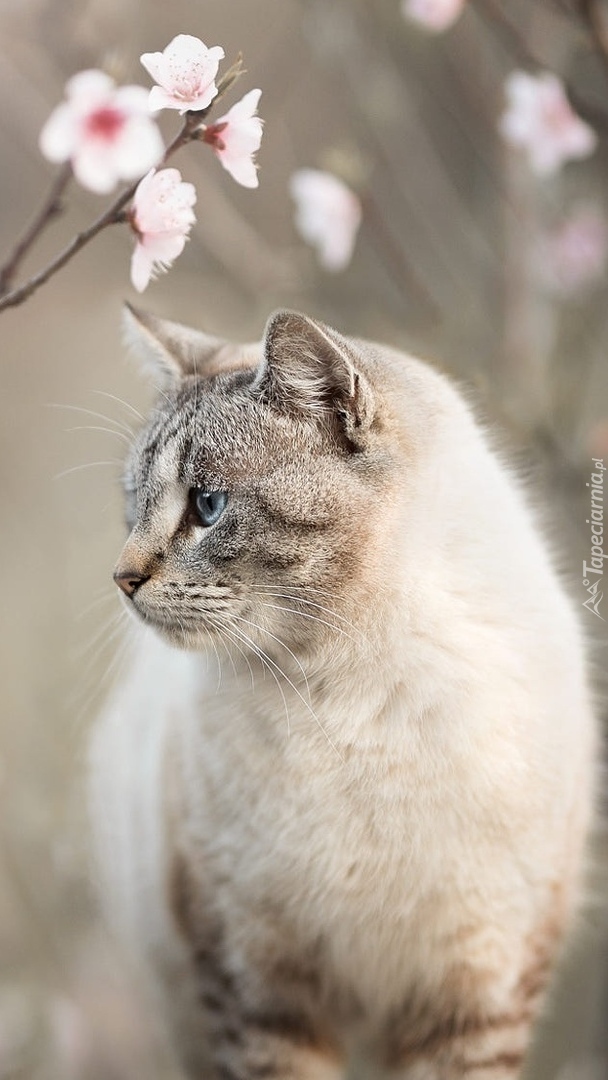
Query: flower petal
65 70 115 110
217 88 262 124
131 242 154 292
111 116 164 178
212 90 263 187
164 34 224 70
72 144 118 193
499 69 597 177
219 154 259 188
142 232 187 262
182 84 219 112
140 51 166 85
147 86 186 113
290 169 361 272
114 85 155 115
39 103 79 162
401 0 465 32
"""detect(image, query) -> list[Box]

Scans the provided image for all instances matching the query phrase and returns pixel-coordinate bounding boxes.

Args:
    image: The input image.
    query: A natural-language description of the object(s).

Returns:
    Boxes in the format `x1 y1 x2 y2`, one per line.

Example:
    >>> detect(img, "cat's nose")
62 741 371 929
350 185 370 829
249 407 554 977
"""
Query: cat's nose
113 570 150 598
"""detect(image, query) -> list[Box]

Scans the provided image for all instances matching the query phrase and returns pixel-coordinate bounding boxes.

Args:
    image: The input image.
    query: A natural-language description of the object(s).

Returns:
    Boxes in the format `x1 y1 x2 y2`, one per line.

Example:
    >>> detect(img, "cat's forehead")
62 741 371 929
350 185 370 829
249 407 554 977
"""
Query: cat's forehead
130 376 316 492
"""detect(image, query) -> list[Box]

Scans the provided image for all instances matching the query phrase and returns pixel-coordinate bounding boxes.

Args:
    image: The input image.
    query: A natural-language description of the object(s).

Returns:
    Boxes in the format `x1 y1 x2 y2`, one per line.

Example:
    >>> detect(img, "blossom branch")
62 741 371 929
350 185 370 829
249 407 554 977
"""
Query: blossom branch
0 116 201 313
0 163 72 296
0 49 246 315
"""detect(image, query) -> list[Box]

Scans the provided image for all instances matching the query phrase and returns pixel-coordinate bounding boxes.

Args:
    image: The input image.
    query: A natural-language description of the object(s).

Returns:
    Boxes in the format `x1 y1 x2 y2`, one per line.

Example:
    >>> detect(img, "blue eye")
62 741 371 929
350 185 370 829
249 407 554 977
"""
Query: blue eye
192 489 228 527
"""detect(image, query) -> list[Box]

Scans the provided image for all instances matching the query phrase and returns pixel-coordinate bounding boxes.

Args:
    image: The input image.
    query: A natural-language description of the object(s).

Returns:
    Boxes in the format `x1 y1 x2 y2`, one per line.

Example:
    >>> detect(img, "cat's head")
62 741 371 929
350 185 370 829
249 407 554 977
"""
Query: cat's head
114 307 408 657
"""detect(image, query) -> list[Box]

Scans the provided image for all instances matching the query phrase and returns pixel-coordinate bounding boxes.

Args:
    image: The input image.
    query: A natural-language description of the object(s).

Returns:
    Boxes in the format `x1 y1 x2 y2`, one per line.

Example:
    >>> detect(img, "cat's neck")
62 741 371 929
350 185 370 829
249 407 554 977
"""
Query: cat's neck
191 577 448 751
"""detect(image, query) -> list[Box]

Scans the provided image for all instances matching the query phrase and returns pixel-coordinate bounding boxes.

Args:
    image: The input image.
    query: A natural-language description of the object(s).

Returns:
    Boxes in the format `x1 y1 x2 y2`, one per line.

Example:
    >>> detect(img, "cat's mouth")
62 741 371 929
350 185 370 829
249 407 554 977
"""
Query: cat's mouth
126 597 218 648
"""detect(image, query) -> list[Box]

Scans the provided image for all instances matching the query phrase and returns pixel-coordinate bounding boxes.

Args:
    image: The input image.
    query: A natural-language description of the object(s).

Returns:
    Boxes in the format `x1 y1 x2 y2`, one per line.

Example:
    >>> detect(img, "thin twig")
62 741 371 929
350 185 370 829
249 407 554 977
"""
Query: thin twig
0 162 72 295
470 0 543 70
578 0 608 83
0 56 244 315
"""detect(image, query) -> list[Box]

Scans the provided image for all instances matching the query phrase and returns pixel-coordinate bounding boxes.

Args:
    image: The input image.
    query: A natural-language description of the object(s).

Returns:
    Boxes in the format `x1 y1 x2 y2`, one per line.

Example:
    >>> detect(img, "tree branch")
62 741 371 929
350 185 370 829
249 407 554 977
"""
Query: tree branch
0 115 207 313
578 0 608 83
0 163 72 296
0 54 245 315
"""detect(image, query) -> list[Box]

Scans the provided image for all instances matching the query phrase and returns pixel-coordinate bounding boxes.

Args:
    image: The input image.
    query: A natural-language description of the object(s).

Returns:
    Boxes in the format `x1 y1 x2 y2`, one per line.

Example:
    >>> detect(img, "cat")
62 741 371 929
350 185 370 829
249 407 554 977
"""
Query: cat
89 305 599 1080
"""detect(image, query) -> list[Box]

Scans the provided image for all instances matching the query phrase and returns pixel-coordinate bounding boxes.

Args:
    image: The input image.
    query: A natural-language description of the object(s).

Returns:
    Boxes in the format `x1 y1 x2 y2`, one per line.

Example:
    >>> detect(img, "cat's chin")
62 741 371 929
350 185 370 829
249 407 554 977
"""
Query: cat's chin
154 624 207 651
137 610 212 651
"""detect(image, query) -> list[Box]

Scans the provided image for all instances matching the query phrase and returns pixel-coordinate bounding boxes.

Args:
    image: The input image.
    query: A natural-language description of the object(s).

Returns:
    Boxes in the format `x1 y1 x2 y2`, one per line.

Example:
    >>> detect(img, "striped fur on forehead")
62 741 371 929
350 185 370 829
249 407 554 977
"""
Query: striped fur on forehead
130 371 348 502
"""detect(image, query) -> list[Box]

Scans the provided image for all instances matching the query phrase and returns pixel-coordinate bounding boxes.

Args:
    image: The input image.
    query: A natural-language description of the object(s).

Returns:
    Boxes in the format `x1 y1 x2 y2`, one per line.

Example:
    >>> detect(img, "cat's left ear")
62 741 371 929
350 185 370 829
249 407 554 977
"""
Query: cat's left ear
256 310 375 446
122 303 228 389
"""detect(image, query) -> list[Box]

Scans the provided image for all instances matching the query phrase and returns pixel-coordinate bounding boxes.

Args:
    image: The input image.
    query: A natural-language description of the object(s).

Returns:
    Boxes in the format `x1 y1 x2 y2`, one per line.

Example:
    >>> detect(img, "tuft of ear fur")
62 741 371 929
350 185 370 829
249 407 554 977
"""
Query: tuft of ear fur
122 303 228 388
256 310 375 446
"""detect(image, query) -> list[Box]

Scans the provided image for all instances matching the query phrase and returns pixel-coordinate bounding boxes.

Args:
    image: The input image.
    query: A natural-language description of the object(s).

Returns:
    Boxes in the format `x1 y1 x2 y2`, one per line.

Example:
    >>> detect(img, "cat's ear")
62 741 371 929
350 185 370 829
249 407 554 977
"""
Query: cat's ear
256 310 374 445
122 303 227 388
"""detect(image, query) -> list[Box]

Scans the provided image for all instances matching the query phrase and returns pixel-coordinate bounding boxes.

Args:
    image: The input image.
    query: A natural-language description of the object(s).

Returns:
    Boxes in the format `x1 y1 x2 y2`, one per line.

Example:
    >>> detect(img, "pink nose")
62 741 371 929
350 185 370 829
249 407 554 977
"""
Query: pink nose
113 570 149 598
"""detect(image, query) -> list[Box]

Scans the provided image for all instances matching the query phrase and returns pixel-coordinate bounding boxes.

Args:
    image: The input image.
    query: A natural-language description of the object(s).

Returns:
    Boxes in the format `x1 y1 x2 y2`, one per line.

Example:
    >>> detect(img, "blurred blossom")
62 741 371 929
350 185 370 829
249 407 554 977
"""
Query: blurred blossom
401 0 465 31
129 168 197 292
203 89 263 188
587 421 608 460
290 169 362 272
39 71 164 194
141 34 225 114
48 997 91 1077
536 205 608 297
499 71 597 177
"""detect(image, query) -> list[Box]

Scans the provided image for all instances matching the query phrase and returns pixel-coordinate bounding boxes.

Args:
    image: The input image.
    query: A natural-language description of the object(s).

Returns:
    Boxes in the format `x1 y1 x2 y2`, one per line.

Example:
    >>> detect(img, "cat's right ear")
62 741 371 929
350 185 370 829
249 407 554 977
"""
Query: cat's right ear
122 303 226 389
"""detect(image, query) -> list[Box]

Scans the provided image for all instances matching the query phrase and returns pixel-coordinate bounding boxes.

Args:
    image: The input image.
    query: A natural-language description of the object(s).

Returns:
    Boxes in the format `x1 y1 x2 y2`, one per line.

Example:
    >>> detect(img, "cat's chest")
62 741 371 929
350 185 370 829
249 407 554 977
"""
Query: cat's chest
173 685 504 1017
177 676 484 925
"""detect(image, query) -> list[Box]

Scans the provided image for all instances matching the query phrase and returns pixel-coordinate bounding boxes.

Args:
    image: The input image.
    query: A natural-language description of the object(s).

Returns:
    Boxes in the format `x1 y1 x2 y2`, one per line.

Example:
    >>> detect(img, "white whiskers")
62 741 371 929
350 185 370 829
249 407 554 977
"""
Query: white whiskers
226 613 344 761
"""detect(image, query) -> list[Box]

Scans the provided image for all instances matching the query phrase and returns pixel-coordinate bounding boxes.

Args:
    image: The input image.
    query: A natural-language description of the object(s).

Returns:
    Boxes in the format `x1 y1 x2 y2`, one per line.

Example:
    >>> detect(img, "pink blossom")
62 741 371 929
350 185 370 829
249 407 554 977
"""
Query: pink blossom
499 71 597 177
401 0 465 32
129 168 196 292
536 205 608 297
39 70 164 194
290 169 362 272
203 90 263 188
140 34 225 114
587 421 608 460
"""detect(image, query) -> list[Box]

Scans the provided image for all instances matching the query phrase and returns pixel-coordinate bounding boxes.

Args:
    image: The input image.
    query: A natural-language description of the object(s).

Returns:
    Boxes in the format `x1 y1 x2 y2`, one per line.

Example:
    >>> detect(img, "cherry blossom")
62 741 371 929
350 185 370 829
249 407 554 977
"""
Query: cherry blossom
401 0 465 32
536 205 608 298
203 89 263 188
140 34 225 114
39 70 164 194
290 169 362 272
499 71 597 177
129 168 196 292
587 421 608 460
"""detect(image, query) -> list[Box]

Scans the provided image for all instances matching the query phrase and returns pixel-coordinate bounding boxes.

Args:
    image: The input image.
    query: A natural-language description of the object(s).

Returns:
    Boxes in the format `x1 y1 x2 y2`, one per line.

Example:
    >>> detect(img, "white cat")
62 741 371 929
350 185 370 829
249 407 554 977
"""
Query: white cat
89 306 598 1079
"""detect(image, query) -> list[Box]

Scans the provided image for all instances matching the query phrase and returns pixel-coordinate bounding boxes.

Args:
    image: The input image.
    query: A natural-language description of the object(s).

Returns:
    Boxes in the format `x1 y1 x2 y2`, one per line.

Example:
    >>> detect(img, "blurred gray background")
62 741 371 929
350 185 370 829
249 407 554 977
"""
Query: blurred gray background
0 0 607 1076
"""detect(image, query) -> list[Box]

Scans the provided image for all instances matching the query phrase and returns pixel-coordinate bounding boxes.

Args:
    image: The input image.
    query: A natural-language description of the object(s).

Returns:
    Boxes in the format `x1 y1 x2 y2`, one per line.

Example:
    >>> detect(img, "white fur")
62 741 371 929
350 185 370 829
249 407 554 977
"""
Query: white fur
90 339 598 1073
